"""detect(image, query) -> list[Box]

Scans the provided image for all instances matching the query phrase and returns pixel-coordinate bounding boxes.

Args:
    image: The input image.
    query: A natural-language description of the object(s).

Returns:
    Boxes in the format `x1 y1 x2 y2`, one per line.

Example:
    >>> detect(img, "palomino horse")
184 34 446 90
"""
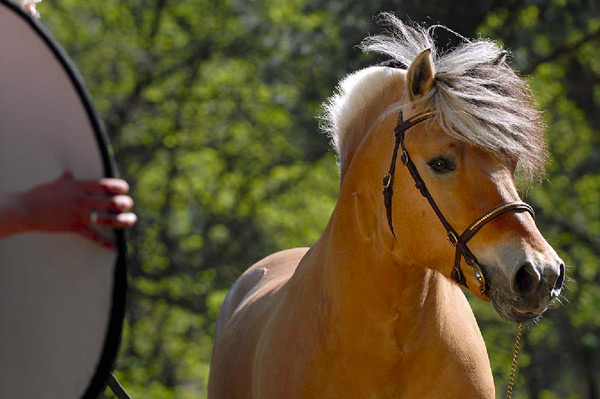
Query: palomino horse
209 15 565 399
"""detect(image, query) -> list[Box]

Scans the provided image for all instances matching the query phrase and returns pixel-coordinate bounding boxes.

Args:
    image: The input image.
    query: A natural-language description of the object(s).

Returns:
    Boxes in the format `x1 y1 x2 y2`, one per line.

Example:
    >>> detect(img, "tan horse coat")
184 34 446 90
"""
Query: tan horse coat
209 63 497 398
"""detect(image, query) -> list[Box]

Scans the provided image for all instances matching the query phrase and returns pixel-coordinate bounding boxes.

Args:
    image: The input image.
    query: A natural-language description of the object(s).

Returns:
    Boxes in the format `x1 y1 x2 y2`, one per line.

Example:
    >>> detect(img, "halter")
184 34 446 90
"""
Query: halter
382 109 535 295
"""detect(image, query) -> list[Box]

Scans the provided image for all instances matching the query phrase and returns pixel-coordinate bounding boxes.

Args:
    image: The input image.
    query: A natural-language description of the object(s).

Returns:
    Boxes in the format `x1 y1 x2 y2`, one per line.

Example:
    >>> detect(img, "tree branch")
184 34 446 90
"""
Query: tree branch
521 27 600 75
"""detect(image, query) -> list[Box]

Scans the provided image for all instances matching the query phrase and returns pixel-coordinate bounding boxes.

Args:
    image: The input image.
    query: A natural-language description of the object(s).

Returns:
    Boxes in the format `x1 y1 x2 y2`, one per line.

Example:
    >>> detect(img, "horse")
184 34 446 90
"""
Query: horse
208 15 565 399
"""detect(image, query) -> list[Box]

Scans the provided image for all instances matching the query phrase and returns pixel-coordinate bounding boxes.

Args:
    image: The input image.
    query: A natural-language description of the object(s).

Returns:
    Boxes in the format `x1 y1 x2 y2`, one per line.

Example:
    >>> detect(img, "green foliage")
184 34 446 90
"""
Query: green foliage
478 3 600 397
39 0 600 397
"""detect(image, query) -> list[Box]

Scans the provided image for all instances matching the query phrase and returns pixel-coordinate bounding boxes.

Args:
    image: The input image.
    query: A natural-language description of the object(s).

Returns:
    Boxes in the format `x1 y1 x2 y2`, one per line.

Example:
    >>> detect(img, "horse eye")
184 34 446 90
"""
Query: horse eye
428 157 455 174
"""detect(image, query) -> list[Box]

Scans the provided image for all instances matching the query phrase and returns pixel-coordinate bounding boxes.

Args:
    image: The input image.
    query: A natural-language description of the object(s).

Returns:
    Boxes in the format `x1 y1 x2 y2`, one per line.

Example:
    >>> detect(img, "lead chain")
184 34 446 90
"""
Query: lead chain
506 323 523 399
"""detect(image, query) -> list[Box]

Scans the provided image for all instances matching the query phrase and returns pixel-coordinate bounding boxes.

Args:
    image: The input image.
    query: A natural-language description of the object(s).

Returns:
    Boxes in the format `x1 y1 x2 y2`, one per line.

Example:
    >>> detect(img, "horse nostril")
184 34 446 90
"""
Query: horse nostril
551 263 565 298
513 262 541 295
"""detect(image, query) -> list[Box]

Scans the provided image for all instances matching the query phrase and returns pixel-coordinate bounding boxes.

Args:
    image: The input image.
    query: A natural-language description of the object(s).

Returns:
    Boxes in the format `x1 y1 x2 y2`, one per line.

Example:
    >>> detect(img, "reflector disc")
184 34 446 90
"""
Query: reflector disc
0 2 127 398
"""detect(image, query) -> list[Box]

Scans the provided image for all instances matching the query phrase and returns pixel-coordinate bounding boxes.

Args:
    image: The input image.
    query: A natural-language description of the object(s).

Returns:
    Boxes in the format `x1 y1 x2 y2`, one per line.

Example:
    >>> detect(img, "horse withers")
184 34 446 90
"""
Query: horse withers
209 15 564 399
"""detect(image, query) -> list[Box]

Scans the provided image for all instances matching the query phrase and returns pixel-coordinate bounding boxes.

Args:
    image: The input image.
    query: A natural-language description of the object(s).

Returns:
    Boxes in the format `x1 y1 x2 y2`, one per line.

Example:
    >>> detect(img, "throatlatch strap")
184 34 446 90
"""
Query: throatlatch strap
382 126 403 238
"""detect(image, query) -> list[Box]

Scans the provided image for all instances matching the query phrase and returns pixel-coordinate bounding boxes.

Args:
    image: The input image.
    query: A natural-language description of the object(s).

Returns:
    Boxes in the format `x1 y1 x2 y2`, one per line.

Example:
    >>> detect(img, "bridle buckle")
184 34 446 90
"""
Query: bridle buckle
382 173 392 188
400 150 408 165
446 231 458 246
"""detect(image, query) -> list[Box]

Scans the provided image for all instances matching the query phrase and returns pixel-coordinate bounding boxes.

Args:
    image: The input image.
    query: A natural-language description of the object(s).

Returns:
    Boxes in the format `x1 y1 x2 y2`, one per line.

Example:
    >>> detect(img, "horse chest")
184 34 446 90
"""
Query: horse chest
251 308 492 399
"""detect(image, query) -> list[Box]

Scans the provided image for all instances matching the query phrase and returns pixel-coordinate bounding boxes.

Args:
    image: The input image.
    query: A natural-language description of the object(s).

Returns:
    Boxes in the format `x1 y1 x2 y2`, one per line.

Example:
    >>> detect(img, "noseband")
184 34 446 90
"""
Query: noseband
382 110 535 295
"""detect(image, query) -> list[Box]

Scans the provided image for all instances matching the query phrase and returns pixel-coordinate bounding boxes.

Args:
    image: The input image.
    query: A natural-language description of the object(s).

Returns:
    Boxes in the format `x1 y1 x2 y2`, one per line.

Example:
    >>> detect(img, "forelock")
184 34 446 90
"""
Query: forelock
359 13 547 180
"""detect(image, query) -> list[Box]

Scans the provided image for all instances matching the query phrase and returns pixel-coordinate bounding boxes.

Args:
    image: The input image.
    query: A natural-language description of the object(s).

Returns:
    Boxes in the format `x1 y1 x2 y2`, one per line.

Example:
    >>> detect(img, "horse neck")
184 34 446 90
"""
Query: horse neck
288 162 452 352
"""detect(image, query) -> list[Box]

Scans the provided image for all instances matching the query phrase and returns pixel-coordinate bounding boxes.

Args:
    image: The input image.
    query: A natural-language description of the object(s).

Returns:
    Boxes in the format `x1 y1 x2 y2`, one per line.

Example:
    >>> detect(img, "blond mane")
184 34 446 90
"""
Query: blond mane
321 14 547 181
321 66 402 176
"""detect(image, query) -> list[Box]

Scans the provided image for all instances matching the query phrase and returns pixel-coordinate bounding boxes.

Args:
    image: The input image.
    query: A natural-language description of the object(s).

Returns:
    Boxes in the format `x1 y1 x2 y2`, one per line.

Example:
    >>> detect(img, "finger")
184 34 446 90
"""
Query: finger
84 195 134 213
75 227 116 250
79 178 130 195
92 212 137 229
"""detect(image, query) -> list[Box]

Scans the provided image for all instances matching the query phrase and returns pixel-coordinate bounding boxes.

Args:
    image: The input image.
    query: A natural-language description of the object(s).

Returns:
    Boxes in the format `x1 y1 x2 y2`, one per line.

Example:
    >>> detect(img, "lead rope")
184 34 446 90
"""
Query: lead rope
506 323 523 399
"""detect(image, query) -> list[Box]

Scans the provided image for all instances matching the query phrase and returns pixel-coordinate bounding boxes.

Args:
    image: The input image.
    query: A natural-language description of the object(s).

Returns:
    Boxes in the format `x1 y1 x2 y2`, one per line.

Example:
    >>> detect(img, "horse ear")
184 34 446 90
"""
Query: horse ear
406 49 436 100
492 50 507 65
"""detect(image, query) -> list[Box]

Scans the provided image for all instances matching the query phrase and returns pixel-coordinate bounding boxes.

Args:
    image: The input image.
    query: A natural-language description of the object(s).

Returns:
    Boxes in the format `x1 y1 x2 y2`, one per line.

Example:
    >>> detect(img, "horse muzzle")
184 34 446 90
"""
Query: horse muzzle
483 255 565 323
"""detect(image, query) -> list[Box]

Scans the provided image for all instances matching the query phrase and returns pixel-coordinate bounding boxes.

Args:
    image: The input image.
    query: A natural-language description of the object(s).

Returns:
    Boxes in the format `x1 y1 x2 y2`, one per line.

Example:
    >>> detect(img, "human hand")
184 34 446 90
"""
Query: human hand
17 171 137 248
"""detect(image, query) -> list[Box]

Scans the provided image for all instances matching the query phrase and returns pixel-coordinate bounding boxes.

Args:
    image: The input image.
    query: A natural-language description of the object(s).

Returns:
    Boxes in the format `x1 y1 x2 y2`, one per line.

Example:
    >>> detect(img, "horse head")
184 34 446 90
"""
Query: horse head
325 15 564 323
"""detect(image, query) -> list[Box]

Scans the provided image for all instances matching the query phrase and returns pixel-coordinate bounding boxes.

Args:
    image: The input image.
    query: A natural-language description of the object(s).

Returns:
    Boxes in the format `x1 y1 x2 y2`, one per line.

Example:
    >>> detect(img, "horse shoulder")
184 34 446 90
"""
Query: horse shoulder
209 247 309 399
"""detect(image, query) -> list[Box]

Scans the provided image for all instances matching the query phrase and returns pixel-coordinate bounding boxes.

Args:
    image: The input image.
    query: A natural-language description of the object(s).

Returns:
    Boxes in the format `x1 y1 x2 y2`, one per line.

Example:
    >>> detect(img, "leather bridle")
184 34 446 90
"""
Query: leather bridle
382 109 535 295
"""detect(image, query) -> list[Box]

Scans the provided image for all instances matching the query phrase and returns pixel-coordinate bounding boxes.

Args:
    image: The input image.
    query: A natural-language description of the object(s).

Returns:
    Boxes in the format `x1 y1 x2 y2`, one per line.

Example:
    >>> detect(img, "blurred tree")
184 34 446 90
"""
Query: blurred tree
37 0 600 398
